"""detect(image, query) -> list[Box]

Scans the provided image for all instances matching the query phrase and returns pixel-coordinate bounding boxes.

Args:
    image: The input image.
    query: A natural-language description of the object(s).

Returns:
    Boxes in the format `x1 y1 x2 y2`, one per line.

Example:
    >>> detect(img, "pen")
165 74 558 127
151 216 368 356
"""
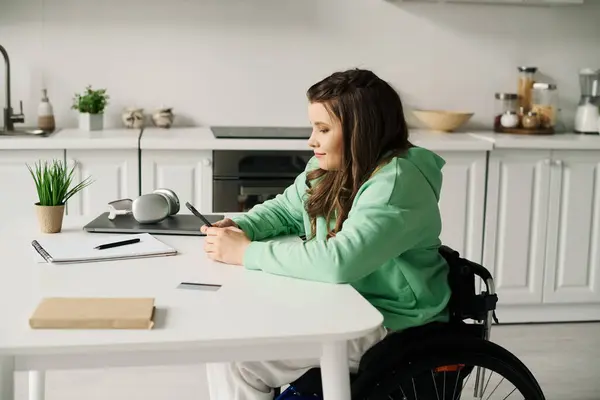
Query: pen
94 238 140 250
185 201 213 227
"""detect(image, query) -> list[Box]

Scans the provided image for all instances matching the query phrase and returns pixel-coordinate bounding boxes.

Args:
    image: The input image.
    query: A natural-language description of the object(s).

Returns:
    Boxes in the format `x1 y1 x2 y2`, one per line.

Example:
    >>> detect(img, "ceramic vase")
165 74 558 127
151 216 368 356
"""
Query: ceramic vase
79 113 103 131
152 108 174 128
122 108 145 129
35 203 65 233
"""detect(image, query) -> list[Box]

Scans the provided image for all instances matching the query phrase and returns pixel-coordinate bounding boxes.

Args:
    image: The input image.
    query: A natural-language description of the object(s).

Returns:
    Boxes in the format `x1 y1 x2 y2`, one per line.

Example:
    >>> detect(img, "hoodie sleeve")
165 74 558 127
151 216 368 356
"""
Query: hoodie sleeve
230 170 308 241
241 161 439 283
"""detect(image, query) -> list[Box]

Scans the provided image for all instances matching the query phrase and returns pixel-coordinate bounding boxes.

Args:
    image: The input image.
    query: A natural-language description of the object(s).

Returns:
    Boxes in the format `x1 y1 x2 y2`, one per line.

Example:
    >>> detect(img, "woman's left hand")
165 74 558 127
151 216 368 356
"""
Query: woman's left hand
204 226 251 265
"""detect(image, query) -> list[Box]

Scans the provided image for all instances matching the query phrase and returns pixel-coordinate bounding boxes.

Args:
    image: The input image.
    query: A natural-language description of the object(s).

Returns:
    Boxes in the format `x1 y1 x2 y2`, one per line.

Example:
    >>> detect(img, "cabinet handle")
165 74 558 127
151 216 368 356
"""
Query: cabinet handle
554 160 563 166
202 158 212 167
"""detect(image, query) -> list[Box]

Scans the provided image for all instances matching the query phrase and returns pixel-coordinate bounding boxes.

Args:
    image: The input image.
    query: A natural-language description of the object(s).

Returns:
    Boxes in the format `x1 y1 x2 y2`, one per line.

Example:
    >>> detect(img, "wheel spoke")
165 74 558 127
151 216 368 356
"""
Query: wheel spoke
412 377 418 400
451 369 463 400
501 387 517 400
431 371 441 400
483 370 494 396
484 375 505 400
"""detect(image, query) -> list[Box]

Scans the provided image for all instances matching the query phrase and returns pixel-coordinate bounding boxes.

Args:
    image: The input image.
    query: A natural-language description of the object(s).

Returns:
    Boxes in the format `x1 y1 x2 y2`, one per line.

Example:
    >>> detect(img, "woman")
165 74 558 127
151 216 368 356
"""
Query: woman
202 68 451 400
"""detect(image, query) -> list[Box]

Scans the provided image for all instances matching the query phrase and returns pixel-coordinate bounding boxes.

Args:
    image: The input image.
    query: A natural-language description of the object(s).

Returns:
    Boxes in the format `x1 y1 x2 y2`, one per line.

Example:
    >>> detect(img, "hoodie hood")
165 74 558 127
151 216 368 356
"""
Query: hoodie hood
404 146 445 200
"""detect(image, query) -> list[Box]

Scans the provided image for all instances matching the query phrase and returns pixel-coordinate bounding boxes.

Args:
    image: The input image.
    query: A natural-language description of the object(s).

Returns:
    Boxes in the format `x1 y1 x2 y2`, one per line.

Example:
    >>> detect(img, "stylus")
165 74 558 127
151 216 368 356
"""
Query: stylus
94 238 141 250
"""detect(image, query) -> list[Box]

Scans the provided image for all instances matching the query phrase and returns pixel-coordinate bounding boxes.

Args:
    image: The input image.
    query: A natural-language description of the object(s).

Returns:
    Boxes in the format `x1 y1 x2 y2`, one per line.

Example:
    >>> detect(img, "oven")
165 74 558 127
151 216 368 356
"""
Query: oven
212 150 313 213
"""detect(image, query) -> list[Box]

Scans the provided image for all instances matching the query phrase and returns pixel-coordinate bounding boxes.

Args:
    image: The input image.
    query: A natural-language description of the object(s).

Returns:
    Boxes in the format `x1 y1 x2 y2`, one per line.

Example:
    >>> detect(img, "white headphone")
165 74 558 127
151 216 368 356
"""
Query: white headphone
107 188 181 224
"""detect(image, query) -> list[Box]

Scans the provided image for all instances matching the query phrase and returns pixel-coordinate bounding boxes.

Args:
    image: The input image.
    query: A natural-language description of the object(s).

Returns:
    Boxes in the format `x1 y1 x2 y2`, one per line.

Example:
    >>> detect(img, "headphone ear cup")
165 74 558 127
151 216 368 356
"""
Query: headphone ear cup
132 193 171 224
153 188 180 215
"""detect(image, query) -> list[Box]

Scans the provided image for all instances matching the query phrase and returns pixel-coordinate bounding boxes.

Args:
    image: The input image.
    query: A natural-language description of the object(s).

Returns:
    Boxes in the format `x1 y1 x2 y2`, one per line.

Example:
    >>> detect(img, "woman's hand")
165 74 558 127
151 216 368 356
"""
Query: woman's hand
200 218 238 234
203 226 251 266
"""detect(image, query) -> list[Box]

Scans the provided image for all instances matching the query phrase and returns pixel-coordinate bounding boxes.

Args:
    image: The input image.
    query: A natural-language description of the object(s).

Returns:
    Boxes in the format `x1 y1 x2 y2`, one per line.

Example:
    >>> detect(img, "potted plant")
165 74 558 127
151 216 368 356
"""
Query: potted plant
27 160 94 233
72 85 110 131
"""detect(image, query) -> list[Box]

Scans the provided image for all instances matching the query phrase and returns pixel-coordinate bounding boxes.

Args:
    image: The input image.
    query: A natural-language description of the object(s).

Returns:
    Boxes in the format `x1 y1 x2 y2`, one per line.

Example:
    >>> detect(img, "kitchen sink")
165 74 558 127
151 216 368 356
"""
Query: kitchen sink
0 127 58 137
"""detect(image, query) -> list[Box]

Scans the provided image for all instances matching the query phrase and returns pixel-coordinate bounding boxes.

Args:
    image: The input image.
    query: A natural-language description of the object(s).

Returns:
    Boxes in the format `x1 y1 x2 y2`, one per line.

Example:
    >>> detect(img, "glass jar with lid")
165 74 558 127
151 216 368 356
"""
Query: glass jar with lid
494 93 519 130
518 66 538 112
531 83 558 129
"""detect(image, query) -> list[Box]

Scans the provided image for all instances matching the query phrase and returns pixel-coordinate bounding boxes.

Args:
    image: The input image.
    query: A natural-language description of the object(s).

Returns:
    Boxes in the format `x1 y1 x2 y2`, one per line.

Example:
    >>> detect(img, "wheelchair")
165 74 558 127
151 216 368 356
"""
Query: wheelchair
274 245 546 399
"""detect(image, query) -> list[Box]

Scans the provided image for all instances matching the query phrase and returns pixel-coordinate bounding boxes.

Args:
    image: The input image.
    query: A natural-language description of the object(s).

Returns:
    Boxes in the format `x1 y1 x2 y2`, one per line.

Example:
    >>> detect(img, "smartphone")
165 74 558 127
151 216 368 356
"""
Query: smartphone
185 201 213 227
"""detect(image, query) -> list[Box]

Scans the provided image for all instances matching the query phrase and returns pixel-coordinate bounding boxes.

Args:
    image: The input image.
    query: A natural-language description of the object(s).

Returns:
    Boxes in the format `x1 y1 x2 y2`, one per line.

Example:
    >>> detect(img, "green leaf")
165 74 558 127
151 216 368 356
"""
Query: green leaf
71 84 110 114
26 160 94 206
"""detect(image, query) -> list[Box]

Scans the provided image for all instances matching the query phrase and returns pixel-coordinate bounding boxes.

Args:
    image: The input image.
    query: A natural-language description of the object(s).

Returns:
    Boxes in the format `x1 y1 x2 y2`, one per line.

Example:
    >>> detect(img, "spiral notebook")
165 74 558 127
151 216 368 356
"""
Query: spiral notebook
31 233 177 264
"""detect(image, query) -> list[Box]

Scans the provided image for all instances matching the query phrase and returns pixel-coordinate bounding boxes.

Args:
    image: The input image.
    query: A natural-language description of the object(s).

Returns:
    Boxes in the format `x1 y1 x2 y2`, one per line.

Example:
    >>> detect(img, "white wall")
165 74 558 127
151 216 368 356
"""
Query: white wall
1 1 600 398
1 0 599 133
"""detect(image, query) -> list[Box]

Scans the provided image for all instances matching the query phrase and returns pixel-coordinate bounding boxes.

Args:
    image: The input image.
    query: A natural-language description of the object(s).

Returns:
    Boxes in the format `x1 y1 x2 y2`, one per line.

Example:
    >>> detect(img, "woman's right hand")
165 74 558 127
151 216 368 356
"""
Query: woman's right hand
200 218 238 234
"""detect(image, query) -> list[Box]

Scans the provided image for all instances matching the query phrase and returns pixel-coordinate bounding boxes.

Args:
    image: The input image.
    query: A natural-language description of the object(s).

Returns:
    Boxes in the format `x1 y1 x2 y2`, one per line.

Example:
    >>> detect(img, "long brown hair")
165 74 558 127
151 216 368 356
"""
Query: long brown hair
305 68 411 239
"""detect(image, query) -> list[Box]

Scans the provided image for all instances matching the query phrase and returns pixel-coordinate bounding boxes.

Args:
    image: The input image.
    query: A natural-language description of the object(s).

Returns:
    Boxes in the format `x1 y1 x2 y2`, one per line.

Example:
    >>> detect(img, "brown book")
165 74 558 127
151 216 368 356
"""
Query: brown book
29 297 156 329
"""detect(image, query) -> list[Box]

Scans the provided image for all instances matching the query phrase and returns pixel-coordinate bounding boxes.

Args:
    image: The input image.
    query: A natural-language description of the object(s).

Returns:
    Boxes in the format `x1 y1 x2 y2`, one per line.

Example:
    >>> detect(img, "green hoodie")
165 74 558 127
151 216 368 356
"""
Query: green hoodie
231 147 451 331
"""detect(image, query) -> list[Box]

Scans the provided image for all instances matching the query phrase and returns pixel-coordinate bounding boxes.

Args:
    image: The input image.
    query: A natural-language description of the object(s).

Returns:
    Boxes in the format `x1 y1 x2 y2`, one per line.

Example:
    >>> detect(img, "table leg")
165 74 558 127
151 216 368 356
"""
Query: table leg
320 341 351 400
28 371 45 400
0 356 15 400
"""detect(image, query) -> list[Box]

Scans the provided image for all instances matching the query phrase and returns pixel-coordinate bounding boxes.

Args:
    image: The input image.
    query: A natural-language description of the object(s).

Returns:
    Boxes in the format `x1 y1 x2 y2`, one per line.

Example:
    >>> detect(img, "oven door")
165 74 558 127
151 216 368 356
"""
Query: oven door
213 178 296 213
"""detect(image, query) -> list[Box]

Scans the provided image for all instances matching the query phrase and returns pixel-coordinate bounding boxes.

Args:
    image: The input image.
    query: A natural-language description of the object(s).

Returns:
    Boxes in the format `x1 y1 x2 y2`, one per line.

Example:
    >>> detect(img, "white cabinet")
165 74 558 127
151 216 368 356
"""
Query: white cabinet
483 150 551 306
543 151 600 304
437 151 487 264
65 150 139 217
141 150 213 214
483 149 600 323
0 150 65 221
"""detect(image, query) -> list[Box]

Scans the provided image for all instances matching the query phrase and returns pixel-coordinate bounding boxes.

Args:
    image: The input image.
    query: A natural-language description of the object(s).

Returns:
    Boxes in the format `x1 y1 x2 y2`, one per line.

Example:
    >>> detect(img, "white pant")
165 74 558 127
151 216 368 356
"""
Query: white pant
206 325 389 400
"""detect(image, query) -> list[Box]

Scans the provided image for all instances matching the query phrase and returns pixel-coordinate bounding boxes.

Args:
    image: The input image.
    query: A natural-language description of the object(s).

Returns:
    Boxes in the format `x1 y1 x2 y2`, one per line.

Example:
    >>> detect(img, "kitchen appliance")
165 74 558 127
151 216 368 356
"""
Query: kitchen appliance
211 126 312 139
213 150 313 212
574 68 600 134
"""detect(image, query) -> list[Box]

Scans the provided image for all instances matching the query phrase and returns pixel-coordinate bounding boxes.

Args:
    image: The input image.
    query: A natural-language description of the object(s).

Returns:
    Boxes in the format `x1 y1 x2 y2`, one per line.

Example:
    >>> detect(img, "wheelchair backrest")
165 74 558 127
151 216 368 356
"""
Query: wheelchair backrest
438 245 497 324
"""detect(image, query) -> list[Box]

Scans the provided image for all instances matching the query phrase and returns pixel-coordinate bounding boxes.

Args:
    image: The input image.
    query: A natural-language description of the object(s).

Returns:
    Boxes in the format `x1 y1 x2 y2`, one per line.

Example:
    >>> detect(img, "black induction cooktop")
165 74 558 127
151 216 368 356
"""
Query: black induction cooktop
211 126 312 139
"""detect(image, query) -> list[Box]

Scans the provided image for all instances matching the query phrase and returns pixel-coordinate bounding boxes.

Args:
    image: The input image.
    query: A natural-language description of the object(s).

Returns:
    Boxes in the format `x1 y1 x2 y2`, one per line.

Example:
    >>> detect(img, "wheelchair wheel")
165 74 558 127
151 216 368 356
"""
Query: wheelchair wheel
359 337 545 400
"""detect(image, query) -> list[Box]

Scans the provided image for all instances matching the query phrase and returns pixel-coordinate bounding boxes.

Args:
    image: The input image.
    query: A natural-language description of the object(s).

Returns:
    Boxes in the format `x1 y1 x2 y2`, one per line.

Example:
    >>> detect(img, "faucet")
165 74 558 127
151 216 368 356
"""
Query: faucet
0 44 25 132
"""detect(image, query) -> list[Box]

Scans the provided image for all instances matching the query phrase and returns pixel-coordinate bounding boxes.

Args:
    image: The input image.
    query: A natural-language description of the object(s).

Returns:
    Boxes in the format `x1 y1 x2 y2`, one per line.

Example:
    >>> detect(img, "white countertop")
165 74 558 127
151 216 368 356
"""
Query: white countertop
470 132 600 150
2 125 600 151
139 127 495 151
0 128 140 150
139 127 309 151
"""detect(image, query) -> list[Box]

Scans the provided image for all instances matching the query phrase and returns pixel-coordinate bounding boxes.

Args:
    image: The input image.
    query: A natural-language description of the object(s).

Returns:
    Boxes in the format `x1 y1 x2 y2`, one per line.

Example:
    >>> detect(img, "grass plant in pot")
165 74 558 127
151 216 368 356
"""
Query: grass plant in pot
27 160 94 233
72 85 110 131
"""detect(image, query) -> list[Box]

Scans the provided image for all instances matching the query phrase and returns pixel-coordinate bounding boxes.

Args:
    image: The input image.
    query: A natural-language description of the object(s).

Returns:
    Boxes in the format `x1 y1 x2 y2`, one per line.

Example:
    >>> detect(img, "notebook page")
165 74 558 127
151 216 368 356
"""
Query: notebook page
32 233 177 263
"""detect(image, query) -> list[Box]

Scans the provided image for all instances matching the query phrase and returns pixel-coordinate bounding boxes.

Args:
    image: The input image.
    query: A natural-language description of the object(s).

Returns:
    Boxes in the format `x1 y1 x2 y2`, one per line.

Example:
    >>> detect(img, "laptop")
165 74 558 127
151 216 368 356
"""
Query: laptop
83 212 226 236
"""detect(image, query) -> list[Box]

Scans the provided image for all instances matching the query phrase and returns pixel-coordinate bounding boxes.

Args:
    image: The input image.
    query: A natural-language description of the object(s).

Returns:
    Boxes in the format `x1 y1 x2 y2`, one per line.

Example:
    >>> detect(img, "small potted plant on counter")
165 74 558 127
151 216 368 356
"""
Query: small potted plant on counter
72 85 110 131
27 160 94 233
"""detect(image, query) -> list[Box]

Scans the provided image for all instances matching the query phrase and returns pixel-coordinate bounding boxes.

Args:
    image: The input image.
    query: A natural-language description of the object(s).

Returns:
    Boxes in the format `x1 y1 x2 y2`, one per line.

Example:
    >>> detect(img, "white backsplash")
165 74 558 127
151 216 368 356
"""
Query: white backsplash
1 0 599 131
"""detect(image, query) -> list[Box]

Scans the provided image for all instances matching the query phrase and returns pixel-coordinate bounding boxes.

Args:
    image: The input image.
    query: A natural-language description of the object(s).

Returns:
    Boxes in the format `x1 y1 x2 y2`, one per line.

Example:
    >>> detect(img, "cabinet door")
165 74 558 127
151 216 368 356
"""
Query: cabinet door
543 151 600 304
437 151 487 263
483 150 552 305
65 150 139 216
0 150 65 221
141 150 213 214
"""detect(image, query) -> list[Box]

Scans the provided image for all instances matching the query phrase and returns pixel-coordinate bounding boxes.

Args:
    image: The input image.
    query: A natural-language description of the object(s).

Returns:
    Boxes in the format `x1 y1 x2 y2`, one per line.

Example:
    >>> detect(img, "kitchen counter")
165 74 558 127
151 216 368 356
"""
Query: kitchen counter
139 127 495 151
139 127 309 151
470 131 600 150
3 126 599 151
0 128 140 150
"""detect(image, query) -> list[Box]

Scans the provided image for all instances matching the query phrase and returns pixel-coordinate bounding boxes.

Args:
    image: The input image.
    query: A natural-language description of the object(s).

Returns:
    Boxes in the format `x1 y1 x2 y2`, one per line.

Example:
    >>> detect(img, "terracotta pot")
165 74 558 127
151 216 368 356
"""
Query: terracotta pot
35 203 65 233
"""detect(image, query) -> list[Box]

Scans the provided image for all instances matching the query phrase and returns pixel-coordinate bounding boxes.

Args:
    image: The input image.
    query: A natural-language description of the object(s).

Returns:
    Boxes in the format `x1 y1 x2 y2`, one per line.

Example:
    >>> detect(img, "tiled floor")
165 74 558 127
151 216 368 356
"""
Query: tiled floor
13 322 600 400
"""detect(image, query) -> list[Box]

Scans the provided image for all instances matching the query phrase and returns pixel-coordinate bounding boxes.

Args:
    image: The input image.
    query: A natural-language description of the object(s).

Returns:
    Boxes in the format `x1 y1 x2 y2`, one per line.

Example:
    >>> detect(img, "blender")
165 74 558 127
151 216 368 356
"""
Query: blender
574 68 600 134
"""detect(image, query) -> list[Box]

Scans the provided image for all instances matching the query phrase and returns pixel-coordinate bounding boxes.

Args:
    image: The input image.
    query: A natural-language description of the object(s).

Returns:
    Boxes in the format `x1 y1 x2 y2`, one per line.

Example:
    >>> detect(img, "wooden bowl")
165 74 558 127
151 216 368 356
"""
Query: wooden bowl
412 110 474 132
